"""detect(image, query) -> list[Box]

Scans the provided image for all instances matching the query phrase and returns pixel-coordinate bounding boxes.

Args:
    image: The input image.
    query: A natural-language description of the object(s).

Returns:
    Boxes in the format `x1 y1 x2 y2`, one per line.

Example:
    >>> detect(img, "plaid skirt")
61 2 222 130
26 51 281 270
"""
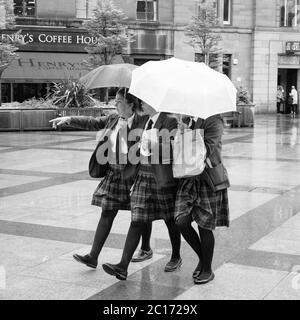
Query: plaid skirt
174 175 229 230
91 164 133 211
131 165 177 223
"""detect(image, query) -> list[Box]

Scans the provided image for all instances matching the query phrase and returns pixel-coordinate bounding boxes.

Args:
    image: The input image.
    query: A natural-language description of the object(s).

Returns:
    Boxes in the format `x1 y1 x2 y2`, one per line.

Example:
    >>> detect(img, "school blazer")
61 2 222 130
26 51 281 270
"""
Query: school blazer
195 115 224 168
124 112 178 188
69 113 149 177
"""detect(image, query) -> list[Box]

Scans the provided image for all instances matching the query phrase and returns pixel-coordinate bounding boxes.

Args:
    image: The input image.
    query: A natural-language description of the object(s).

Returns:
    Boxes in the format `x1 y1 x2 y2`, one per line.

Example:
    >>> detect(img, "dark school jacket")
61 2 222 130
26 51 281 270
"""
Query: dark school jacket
195 115 224 168
69 113 149 175
124 112 178 188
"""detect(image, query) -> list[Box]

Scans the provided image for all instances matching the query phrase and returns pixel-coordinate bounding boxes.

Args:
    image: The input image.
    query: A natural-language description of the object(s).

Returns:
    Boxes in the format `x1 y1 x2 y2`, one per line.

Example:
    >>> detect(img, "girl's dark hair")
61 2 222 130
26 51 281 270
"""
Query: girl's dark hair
116 87 142 112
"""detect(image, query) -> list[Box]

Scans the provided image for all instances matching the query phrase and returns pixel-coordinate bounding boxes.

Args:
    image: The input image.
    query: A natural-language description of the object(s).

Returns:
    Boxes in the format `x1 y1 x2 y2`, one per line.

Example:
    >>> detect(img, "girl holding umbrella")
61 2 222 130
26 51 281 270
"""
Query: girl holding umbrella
125 57 232 285
50 88 150 269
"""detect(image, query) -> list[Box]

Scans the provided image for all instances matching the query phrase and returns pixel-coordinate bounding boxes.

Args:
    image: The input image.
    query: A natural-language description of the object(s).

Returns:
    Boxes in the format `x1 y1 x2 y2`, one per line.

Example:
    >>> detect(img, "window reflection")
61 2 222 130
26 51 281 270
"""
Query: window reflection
136 0 157 21
280 0 300 27
13 0 36 17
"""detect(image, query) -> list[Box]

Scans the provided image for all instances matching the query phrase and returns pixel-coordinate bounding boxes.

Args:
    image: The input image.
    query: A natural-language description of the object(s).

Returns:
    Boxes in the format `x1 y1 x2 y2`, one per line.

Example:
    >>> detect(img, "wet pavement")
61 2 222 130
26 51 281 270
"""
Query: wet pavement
0 114 299 300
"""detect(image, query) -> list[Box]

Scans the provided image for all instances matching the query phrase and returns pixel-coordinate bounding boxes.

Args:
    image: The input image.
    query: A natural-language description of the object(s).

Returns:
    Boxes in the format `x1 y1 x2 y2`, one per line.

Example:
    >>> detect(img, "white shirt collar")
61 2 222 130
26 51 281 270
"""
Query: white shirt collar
148 112 160 128
119 112 135 129
126 113 135 129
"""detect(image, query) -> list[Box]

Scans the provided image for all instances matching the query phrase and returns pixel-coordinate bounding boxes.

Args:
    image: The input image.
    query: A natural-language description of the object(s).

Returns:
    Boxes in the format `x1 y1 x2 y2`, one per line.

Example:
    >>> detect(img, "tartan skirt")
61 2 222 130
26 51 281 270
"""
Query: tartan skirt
130 165 177 223
91 164 133 211
174 175 229 230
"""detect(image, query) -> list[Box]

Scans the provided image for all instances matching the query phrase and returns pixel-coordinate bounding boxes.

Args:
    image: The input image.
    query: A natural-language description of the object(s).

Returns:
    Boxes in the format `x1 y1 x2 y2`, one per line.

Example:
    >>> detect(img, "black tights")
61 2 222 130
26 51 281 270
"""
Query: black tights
90 209 152 259
117 219 181 271
176 212 214 273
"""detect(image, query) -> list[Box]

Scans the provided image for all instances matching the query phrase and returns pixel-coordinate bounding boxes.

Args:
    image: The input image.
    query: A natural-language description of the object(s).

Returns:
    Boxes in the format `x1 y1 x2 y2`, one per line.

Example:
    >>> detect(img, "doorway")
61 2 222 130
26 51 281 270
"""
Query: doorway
278 68 298 114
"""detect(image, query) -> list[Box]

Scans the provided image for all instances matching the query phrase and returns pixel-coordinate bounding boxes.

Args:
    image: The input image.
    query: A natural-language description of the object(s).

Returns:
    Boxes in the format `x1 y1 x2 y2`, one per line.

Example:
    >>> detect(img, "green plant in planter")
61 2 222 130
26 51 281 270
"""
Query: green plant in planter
48 79 95 108
236 86 253 105
0 97 57 109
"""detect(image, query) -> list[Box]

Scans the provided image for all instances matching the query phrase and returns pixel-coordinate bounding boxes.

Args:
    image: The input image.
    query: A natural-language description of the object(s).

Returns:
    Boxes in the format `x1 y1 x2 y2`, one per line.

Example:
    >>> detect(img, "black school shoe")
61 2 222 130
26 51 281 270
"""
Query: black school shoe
164 257 182 272
194 271 215 285
73 254 97 269
102 263 128 280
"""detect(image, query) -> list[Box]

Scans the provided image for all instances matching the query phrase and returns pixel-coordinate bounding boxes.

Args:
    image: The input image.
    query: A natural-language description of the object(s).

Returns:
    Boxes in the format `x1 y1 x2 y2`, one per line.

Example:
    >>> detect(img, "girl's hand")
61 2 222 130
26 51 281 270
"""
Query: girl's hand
49 117 71 129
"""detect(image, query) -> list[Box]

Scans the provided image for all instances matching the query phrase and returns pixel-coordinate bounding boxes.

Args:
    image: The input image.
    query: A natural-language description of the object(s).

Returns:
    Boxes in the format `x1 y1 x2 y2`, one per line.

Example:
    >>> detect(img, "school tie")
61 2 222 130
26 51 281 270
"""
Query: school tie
146 119 154 130
116 118 128 163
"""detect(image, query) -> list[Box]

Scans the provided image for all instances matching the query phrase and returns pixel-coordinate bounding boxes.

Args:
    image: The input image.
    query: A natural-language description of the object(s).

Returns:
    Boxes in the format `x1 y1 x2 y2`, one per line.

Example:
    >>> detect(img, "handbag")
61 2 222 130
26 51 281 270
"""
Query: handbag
88 116 120 178
201 158 230 192
88 148 109 178
88 128 112 178
172 129 206 178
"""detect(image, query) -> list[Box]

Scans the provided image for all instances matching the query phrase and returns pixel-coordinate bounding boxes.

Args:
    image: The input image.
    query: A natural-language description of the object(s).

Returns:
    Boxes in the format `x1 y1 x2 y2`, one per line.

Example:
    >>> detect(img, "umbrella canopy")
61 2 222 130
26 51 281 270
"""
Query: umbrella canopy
80 63 138 89
128 57 237 119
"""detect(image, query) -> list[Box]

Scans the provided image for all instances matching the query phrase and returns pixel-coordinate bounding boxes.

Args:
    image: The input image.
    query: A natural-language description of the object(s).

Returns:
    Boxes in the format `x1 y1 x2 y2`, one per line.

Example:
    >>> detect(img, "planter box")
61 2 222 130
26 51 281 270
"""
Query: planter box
0 110 21 130
0 109 57 131
0 107 115 131
222 111 242 128
237 104 255 127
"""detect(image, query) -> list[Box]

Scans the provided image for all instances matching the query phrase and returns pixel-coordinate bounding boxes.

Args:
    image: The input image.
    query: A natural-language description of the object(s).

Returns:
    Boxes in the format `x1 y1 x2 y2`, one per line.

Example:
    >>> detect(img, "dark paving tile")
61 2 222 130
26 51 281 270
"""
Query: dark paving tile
251 187 287 195
0 220 93 245
0 220 127 248
223 155 300 163
229 185 286 195
88 279 185 301
0 176 90 198
230 249 300 273
0 136 94 151
0 169 90 179
0 146 27 153
36 147 94 152
222 134 254 145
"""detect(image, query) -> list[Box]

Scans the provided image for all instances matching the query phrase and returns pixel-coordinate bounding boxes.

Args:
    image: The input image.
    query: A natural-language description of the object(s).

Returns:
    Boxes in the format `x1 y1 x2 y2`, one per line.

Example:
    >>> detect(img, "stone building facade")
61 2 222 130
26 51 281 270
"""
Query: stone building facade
1 0 298 112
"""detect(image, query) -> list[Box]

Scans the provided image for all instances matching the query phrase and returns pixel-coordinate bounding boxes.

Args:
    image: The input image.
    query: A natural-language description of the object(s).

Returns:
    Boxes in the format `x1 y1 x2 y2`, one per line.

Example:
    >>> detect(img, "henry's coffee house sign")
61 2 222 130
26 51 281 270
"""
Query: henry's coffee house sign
0 29 98 52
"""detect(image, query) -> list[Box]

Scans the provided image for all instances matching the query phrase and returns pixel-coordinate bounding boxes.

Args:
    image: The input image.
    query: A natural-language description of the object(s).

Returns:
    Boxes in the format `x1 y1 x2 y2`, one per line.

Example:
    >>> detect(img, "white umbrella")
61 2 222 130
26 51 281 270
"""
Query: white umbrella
128 57 237 119
80 63 137 89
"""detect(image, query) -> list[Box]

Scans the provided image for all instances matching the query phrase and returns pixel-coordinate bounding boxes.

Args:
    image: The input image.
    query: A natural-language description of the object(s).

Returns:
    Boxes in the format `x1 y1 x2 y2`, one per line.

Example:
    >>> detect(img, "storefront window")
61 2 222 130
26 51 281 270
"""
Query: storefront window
0 83 11 103
280 0 300 27
136 0 158 21
14 0 36 17
12 83 47 103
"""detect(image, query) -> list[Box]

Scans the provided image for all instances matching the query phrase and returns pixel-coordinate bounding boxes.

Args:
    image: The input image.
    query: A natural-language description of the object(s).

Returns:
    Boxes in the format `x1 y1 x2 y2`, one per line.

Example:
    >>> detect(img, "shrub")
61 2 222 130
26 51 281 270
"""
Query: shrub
0 98 56 109
236 86 252 105
48 79 95 108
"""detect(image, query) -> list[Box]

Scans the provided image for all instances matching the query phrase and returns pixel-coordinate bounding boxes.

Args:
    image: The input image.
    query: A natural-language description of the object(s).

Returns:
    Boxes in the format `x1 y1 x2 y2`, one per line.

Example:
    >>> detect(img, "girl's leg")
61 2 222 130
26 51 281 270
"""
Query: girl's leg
197 226 215 276
165 220 181 260
176 214 202 274
117 221 147 270
90 209 118 259
141 222 152 251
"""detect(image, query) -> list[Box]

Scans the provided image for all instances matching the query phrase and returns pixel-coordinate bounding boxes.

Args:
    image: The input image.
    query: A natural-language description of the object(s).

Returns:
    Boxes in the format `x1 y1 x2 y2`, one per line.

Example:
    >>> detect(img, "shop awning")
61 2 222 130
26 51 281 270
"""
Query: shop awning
1 52 124 83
